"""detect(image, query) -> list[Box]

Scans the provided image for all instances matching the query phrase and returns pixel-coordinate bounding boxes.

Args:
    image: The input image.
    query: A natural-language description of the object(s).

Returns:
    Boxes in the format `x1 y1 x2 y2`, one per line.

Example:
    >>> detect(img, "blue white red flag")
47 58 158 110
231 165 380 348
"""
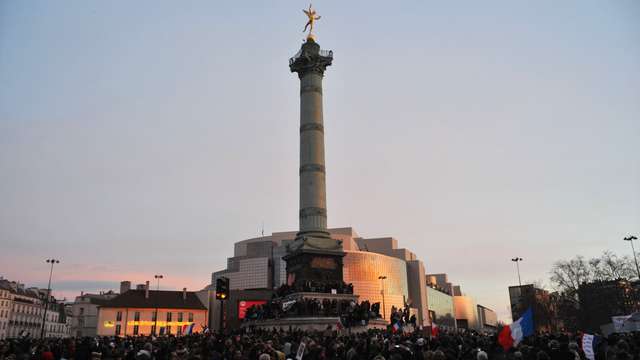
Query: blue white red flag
498 308 534 350
581 333 599 360
182 323 194 335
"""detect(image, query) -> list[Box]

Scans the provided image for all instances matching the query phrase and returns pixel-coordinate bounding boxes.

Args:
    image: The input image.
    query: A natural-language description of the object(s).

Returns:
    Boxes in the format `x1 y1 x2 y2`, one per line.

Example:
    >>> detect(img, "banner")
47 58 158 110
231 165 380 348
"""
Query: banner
238 300 267 319
282 299 297 312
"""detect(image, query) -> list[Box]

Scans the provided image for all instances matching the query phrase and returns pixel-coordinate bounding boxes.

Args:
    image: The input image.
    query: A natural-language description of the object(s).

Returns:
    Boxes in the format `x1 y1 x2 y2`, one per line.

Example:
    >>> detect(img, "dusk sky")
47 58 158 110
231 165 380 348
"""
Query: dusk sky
1 1 638 321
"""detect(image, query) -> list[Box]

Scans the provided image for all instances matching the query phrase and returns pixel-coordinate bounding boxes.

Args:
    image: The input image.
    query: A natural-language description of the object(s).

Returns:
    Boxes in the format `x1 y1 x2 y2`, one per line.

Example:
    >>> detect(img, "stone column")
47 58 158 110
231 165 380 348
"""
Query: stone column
290 39 333 240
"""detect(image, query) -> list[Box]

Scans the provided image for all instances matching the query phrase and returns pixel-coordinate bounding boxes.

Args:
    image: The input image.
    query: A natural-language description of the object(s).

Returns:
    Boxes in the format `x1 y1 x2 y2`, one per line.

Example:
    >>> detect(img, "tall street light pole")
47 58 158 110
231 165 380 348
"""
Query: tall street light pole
378 276 387 321
511 257 523 287
623 236 640 279
153 274 163 335
41 259 60 339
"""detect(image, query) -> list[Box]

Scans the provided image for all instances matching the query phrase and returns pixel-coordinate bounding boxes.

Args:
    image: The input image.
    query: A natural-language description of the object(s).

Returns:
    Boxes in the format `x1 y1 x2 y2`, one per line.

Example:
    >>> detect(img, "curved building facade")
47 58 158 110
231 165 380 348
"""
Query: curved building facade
343 251 409 321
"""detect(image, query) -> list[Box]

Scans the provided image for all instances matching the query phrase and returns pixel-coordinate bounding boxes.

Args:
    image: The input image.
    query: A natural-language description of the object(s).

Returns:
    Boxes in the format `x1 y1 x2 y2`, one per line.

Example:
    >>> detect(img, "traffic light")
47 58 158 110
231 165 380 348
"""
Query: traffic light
215 277 229 300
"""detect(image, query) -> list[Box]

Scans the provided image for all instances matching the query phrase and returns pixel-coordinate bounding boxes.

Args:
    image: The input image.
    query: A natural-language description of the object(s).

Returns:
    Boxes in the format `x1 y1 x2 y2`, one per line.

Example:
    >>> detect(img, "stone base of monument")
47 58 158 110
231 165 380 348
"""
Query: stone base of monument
242 317 388 333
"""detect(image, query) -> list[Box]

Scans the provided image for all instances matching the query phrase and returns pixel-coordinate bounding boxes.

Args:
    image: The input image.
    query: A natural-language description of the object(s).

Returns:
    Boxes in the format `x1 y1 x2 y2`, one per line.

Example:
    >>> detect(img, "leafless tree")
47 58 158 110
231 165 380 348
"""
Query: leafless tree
549 255 592 294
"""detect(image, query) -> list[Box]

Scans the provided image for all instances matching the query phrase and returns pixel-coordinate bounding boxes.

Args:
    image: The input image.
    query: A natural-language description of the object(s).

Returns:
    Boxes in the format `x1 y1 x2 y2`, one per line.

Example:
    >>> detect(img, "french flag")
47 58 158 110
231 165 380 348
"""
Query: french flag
182 323 194 335
498 308 534 350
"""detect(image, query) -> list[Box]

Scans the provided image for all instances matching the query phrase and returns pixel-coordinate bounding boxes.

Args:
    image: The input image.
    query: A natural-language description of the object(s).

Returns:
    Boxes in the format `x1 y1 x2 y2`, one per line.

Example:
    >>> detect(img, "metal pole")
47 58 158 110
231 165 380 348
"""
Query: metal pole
40 259 58 339
218 299 224 333
624 236 640 279
153 275 163 335
511 258 523 287
378 276 387 321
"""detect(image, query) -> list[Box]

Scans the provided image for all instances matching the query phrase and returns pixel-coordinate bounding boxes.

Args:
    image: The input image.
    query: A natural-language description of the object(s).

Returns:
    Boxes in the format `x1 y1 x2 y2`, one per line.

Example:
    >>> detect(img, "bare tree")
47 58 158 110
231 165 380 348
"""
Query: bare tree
549 255 592 294
591 251 635 280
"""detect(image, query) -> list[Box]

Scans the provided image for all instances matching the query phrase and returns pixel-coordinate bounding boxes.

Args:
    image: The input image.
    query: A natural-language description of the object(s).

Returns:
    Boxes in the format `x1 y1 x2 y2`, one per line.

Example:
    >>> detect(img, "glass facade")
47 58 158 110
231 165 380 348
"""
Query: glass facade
426 286 455 327
343 251 408 321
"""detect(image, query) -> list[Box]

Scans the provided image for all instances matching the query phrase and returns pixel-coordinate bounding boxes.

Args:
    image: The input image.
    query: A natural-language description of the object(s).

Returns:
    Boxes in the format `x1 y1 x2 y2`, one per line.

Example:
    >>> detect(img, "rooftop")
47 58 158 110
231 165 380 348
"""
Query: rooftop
101 290 206 310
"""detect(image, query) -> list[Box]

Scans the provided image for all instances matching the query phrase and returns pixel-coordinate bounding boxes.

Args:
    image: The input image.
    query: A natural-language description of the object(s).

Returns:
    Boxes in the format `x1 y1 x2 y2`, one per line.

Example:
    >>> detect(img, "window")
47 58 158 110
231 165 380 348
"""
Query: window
166 326 171 335
79 308 84 315
151 311 157 321
166 312 172 322
178 312 183 322
151 325 156 335
177 326 182 336
188 313 193 322
116 311 122 321
134 312 140 321
133 325 139 335
115 324 121 335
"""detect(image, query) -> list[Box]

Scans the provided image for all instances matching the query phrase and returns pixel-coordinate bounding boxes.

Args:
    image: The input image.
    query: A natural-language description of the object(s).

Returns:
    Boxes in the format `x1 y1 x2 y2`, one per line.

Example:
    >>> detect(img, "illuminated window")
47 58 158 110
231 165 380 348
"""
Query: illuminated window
166 312 172 322
133 325 139 335
134 312 140 321
177 312 183 322
116 311 122 321
188 313 193 322
115 324 121 335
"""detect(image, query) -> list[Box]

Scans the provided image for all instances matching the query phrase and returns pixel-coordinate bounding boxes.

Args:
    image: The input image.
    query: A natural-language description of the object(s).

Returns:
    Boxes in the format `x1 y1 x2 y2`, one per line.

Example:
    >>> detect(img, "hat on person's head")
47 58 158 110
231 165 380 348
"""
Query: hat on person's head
476 351 488 360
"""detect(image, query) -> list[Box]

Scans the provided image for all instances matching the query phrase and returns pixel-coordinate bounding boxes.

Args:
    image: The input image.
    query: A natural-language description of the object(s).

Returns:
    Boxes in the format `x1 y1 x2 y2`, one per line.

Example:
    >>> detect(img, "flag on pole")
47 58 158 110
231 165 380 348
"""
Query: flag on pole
581 334 599 360
392 322 402 333
498 308 534 350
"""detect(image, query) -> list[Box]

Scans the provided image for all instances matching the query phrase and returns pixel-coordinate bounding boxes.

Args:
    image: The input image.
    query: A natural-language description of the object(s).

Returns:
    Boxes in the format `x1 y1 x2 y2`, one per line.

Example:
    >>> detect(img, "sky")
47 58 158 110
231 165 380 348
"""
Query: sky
0 1 638 322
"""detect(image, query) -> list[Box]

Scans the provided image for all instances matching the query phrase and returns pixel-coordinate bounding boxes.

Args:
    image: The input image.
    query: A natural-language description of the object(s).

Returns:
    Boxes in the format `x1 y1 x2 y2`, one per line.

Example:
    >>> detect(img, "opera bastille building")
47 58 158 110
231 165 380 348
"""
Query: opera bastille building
211 228 497 331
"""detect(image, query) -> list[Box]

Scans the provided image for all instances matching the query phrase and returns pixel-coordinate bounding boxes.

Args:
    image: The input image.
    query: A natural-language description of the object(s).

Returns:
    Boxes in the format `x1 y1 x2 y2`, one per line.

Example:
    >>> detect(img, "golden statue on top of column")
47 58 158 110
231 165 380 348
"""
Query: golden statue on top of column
302 4 321 39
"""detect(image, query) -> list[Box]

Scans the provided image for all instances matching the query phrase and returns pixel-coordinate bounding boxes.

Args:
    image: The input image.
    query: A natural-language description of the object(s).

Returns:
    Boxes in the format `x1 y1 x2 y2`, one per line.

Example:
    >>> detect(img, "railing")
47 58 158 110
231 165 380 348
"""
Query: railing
289 49 334 66
319 50 333 58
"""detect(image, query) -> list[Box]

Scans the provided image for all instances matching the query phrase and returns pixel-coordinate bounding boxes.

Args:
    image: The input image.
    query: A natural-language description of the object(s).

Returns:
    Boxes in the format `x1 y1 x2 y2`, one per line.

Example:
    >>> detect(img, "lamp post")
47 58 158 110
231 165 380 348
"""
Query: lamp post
623 236 640 279
153 274 163 335
40 259 60 339
511 257 523 287
378 276 387 321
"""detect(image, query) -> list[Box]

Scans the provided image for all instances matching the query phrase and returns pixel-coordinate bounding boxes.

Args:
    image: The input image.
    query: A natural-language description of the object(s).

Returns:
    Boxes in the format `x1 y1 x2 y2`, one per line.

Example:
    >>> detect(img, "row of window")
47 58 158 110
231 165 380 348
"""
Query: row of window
12 304 43 315
116 324 183 336
118 311 194 323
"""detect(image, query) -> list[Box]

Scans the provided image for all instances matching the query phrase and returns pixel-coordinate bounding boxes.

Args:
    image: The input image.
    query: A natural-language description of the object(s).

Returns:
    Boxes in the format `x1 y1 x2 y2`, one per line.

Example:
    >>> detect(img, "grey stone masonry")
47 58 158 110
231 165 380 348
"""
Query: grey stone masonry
289 39 333 240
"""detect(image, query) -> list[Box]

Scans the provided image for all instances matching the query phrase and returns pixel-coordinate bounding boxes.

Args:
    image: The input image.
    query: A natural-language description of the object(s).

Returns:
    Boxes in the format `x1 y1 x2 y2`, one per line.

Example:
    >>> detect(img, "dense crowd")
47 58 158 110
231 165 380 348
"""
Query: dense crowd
244 299 381 327
274 282 354 298
0 328 637 360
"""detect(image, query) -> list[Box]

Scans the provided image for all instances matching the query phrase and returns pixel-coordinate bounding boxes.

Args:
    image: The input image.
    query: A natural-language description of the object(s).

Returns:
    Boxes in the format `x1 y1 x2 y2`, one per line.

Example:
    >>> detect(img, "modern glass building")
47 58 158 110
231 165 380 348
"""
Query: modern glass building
343 251 409 320
426 286 456 328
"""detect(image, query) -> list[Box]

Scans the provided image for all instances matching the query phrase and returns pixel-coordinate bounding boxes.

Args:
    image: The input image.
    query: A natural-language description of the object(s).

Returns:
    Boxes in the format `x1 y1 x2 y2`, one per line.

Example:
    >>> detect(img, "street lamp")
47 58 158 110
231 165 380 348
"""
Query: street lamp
153 274 163 335
41 259 60 339
623 236 640 279
378 275 387 321
511 257 523 287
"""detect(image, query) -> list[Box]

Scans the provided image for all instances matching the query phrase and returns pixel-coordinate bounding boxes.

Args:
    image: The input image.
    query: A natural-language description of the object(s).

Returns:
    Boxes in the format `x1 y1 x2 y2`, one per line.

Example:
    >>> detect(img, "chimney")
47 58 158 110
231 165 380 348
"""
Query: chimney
182 288 187 300
80 291 84 296
120 281 131 294
145 281 150 299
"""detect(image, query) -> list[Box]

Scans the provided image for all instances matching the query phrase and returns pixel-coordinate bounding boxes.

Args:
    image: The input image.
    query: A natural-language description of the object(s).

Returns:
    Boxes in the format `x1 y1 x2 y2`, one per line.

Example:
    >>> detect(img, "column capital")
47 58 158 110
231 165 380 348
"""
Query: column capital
289 39 333 78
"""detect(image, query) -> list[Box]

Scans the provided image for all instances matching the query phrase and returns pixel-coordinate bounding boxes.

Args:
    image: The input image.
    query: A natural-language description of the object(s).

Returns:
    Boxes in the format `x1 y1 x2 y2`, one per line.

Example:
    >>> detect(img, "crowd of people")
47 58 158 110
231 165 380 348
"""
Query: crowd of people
274 282 354 298
243 299 381 327
0 328 637 360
